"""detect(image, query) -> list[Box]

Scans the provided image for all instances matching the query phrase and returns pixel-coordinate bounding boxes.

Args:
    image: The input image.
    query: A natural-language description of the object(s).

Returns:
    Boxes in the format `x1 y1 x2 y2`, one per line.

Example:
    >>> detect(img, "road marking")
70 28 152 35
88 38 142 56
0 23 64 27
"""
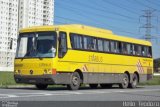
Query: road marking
0 94 18 98
0 88 160 99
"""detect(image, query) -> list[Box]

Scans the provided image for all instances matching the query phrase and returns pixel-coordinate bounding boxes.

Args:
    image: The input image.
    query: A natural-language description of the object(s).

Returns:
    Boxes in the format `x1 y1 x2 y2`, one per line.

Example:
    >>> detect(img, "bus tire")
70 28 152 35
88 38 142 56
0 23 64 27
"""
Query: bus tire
119 73 129 89
128 73 138 89
35 84 48 90
100 84 112 89
67 72 81 90
89 84 98 89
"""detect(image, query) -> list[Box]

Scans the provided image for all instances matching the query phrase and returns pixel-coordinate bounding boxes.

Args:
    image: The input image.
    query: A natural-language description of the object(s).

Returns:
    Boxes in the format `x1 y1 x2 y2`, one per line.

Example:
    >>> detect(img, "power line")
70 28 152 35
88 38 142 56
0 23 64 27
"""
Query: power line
146 0 160 7
101 0 139 16
55 15 140 36
65 0 137 20
55 1 142 37
128 0 158 23
55 3 139 35
139 9 156 41
56 1 139 24
134 0 155 10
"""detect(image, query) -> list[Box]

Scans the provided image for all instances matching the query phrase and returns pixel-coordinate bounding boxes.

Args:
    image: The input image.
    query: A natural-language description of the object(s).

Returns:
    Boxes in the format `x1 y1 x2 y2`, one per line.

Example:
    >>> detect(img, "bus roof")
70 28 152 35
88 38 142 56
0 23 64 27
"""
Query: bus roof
19 24 152 46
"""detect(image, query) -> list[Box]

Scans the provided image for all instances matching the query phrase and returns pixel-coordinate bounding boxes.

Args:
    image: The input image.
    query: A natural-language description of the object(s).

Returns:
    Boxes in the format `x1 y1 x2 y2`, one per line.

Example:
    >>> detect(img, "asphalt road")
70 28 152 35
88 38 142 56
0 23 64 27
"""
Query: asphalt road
0 85 160 101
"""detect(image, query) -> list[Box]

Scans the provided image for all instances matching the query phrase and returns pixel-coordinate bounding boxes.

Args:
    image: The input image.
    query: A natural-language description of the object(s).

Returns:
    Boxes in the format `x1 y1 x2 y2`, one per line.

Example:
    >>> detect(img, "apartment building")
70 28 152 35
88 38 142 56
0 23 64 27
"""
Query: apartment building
0 0 54 71
0 0 18 71
18 0 54 29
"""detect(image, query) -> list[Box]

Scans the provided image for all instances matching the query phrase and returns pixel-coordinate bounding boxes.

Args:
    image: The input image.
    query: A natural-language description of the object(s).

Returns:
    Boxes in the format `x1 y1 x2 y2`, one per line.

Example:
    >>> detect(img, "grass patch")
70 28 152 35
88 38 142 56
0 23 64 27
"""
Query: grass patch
139 76 160 85
0 72 17 87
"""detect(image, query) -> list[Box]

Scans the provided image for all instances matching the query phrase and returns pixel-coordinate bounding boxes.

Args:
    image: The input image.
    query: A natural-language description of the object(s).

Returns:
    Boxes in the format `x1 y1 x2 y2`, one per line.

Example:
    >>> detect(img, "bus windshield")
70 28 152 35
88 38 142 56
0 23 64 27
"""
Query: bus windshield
16 32 57 58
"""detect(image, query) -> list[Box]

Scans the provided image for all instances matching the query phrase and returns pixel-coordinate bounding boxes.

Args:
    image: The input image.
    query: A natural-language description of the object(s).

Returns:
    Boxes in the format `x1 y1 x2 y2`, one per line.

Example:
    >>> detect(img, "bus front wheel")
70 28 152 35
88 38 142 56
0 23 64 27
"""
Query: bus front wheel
35 84 48 90
119 73 129 89
67 72 81 90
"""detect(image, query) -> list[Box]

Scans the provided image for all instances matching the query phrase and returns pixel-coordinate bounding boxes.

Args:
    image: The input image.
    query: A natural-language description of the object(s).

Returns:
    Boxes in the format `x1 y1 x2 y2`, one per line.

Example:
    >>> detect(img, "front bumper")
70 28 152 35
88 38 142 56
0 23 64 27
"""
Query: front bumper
14 73 71 85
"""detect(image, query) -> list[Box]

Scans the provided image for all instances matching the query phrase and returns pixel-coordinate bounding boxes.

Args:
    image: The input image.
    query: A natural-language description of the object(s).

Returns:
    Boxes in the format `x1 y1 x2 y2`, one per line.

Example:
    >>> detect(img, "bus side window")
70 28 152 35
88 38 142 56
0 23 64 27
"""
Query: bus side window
137 45 142 56
121 43 127 54
104 40 110 52
70 34 75 49
126 43 131 55
131 44 136 55
58 32 67 58
148 47 152 57
86 37 97 51
142 46 148 57
117 42 121 53
110 41 115 53
83 36 88 50
70 34 83 49
97 39 104 52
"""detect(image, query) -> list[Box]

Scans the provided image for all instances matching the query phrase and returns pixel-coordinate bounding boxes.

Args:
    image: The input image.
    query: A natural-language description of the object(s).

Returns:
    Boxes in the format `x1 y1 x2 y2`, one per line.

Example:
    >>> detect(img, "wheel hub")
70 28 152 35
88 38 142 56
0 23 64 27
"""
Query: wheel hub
132 77 137 86
72 76 78 86
123 77 128 86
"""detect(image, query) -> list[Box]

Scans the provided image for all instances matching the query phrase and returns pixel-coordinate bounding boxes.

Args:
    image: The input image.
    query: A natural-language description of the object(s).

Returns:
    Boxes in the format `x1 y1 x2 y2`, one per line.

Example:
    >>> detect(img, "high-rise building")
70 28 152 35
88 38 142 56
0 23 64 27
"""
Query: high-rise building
0 0 54 71
18 0 54 29
0 0 19 71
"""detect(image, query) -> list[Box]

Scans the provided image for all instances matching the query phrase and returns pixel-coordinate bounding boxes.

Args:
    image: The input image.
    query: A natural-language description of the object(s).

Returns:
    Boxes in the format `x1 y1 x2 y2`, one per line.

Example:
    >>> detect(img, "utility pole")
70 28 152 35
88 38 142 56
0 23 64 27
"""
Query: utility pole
139 9 156 41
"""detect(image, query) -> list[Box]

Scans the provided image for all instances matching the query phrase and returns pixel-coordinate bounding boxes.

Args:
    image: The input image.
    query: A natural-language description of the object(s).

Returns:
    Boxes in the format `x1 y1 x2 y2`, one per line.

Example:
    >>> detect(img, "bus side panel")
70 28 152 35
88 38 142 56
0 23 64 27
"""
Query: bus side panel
57 48 153 84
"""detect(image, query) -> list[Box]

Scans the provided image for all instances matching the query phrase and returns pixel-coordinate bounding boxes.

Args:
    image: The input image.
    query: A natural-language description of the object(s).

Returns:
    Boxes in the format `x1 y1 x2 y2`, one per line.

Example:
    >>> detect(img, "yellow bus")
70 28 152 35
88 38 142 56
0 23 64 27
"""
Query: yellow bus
14 24 153 90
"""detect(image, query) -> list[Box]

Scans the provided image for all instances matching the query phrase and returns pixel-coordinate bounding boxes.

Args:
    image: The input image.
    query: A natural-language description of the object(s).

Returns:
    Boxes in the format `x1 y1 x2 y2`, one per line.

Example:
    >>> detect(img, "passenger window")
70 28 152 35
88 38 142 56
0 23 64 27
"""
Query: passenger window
104 40 110 52
131 44 135 55
97 39 103 51
117 42 121 53
84 36 97 51
148 47 152 57
115 42 120 53
110 41 115 53
91 38 97 51
121 43 127 54
83 36 88 50
126 44 131 54
142 46 147 56
70 34 83 49
137 46 142 56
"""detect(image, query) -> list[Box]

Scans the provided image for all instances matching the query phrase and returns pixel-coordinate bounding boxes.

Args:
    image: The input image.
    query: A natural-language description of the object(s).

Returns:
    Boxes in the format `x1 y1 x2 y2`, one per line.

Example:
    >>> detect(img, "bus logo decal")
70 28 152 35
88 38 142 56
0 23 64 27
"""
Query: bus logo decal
136 59 144 73
82 64 88 72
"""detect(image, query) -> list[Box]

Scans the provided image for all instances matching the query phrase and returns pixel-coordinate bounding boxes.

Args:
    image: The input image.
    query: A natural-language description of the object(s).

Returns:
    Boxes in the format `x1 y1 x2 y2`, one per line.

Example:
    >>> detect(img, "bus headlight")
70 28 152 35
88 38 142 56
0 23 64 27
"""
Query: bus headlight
44 69 52 74
18 70 21 74
48 69 52 74
15 70 21 74
44 69 48 74
44 69 56 75
14 70 18 74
